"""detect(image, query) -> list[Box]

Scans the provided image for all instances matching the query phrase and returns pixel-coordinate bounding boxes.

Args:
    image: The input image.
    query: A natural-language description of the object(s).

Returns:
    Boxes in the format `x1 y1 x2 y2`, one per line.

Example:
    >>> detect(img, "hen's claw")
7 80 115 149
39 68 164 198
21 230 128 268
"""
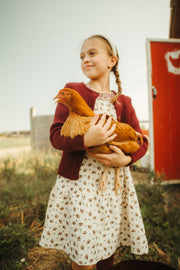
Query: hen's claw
99 166 122 196
99 167 110 196
115 167 122 195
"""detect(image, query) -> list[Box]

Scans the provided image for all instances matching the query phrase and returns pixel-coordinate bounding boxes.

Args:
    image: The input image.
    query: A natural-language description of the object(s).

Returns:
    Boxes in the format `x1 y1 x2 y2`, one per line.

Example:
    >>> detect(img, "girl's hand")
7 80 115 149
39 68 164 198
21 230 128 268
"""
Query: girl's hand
84 114 117 148
92 145 132 167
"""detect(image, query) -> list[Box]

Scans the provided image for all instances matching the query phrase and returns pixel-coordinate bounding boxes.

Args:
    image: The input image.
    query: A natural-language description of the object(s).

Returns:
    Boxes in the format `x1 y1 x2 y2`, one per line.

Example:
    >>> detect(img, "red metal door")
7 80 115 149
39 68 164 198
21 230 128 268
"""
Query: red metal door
149 40 180 181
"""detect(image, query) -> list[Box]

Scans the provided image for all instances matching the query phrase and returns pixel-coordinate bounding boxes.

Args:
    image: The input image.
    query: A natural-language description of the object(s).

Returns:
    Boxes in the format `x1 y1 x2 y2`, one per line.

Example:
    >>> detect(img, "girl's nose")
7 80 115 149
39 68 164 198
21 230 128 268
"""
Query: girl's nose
83 55 90 63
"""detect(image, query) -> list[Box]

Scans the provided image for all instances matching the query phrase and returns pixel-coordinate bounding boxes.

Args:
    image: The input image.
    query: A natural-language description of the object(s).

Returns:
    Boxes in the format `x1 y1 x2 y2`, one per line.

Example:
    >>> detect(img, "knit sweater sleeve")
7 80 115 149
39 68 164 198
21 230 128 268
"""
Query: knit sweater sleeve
49 84 86 152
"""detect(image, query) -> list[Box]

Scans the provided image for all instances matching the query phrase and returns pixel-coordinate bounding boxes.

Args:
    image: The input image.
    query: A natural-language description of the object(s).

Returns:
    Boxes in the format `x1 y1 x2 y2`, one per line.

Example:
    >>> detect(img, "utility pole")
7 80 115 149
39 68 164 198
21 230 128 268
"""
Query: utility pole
169 0 180 38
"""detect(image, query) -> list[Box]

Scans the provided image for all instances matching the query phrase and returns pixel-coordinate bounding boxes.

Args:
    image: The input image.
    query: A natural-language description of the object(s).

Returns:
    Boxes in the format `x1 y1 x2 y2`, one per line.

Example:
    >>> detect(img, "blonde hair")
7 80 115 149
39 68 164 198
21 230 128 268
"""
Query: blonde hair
86 35 122 103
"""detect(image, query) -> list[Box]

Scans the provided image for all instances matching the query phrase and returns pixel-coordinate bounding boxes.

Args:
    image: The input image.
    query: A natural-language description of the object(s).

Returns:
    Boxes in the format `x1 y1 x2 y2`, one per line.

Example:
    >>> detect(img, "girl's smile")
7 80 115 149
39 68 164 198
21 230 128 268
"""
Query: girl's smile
84 64 94 69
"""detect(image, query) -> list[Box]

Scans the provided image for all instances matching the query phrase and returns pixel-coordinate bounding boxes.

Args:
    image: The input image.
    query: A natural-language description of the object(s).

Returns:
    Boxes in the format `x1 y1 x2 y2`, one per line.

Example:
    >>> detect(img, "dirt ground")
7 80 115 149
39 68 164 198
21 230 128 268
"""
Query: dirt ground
131 170 149 184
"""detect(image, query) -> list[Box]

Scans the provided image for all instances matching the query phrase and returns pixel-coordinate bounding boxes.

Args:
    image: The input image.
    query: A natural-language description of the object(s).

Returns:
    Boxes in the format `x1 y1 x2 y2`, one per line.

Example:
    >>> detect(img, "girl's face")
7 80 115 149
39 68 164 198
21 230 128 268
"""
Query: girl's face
80 38 116 80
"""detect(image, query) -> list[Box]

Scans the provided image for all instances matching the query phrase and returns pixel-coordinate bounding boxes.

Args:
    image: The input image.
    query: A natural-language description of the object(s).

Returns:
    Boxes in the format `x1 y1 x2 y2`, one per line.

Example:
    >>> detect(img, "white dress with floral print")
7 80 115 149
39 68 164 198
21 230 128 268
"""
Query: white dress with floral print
39 93 148 265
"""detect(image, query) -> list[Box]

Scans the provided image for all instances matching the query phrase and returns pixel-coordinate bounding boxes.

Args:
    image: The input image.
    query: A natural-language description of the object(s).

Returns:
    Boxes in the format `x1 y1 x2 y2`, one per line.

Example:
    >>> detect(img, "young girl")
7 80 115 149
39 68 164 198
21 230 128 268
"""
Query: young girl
39 35 149 270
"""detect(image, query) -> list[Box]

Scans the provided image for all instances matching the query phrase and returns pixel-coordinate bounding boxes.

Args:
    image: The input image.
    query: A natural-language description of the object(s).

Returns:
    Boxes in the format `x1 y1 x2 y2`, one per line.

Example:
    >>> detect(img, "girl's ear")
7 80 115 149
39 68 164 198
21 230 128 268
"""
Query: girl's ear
108 55 118 69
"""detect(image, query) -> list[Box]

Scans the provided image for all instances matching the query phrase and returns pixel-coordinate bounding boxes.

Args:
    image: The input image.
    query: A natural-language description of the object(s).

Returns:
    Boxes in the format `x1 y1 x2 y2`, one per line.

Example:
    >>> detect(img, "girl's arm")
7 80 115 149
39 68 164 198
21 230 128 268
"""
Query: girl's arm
93 97 148 167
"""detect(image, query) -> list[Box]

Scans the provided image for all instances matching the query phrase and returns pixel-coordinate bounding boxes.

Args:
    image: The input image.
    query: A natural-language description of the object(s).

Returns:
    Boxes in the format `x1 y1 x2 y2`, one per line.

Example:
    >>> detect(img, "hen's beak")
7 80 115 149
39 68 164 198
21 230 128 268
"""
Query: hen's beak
53 93 61 103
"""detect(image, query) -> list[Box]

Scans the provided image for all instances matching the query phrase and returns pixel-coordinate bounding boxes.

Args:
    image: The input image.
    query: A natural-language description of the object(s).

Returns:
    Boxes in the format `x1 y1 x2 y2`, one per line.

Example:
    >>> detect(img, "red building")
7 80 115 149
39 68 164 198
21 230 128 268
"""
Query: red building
146 39 180 183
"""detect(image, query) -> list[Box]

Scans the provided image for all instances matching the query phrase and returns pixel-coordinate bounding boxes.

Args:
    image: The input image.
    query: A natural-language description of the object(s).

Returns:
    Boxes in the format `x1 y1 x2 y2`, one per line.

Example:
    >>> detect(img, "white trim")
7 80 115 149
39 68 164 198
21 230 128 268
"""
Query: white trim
146 39 154 171
161 180 180 185
146 38 180 43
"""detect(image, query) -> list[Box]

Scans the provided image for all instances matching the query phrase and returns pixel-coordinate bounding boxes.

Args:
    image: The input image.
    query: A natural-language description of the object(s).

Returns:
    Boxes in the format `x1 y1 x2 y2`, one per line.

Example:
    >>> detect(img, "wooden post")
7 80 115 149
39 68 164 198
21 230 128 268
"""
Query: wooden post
169 0 180 38
30 107 36 150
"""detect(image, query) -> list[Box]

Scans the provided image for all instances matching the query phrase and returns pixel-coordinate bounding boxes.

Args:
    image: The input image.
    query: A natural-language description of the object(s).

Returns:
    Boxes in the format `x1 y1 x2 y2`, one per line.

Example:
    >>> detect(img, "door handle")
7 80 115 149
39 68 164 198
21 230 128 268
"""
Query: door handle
152 86 157 99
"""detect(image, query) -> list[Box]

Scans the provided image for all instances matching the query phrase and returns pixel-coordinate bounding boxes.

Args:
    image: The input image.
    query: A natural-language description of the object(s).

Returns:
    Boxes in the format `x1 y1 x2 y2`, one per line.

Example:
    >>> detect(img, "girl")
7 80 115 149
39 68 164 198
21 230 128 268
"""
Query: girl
39 35 149 270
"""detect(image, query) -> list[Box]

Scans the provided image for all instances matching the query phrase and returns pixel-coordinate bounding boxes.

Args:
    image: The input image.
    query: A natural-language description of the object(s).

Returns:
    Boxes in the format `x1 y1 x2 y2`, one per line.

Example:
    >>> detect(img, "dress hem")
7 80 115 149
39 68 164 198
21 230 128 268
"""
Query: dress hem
39 242 148 266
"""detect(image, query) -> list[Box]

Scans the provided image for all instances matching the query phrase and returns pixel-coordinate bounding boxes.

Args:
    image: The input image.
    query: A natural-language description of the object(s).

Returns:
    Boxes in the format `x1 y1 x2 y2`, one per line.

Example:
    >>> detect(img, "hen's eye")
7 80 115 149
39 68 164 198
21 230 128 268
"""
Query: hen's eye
61 91 64 95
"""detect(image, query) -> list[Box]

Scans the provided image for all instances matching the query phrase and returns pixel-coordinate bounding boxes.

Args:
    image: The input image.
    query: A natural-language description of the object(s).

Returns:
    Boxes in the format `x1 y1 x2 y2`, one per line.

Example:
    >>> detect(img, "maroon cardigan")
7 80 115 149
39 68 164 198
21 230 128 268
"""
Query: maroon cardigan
50 82 148 180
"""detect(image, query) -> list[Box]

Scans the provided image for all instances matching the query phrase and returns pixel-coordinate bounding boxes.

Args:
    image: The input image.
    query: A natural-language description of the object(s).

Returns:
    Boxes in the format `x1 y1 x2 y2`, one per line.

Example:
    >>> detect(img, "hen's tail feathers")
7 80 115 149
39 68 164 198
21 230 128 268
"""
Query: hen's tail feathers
136 132 143 146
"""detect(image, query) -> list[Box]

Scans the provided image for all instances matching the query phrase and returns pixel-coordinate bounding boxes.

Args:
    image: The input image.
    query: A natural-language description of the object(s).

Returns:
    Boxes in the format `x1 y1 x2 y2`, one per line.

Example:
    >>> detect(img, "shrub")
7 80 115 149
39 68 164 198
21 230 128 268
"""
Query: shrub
0 151 60 269
0 224 36 270
0 158 16 182
135 180 180 269
27 150 60 180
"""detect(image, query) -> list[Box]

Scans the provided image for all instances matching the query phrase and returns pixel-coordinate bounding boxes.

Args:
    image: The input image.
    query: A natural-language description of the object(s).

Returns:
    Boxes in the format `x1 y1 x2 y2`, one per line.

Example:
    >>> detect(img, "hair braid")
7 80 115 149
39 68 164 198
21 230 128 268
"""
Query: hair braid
110 61 122 104
113 64 122 95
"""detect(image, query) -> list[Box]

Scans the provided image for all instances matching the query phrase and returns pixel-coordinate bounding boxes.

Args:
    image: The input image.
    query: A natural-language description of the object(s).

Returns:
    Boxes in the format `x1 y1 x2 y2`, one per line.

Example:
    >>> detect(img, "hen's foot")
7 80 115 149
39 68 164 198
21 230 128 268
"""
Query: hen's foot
99 166 110 196
115 167 122 196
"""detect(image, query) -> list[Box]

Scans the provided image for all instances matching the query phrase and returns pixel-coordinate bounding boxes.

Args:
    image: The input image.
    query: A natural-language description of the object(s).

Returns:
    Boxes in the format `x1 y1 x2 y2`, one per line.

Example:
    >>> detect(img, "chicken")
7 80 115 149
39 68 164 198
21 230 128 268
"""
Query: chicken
54 88 143 195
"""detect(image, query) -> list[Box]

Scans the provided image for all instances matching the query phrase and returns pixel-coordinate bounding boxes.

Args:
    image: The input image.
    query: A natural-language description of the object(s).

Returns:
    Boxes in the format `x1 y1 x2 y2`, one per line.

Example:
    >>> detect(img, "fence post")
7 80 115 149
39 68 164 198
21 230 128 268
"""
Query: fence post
30 107 36 150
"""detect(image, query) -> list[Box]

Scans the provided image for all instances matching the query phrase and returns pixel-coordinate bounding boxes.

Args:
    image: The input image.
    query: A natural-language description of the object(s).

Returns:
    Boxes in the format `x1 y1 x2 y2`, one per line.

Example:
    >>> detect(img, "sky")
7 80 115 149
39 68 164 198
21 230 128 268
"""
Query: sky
0 0 170 133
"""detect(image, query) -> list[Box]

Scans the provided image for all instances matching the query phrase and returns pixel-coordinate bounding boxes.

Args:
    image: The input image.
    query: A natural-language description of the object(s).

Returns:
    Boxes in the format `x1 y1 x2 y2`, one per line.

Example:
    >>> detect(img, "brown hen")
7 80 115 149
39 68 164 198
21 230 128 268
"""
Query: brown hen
54 88 143 195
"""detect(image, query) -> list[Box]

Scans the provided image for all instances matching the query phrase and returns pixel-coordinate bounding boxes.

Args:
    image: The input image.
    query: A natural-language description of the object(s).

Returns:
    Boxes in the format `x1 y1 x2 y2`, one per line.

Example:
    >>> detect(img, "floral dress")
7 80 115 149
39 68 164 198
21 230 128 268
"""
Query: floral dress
39 92 148 265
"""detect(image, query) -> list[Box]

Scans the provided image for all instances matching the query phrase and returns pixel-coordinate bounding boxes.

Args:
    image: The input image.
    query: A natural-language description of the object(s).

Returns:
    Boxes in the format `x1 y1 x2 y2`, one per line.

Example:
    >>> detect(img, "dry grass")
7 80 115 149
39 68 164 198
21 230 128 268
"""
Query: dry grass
26 247 70 270
0 134 30 149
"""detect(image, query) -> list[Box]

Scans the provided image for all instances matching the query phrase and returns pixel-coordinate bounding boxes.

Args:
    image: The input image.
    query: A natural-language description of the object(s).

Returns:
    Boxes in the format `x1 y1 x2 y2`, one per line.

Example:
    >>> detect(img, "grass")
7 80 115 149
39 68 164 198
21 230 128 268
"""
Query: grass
0 135 30 149
0 150 60 269
0 151 179 269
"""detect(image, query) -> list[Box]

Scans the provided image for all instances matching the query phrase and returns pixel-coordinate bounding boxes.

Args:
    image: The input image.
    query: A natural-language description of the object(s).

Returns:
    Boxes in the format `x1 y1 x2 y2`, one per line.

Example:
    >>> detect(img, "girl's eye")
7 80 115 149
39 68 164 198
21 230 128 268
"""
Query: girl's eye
90 51 95 56
80 55 84 60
